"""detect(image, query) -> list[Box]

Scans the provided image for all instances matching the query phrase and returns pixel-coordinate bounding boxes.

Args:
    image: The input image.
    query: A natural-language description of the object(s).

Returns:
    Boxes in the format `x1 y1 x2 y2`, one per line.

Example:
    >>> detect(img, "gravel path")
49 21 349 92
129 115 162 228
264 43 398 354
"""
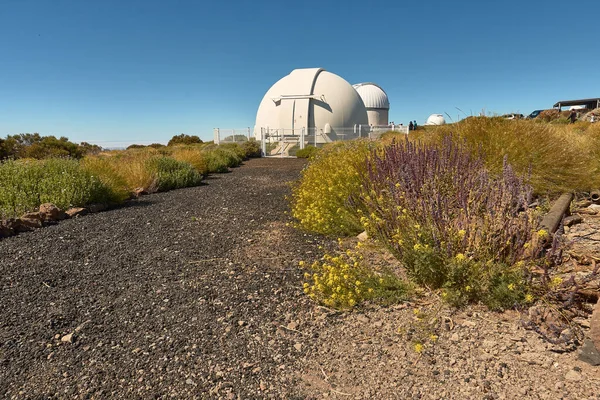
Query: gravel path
1 158 599 399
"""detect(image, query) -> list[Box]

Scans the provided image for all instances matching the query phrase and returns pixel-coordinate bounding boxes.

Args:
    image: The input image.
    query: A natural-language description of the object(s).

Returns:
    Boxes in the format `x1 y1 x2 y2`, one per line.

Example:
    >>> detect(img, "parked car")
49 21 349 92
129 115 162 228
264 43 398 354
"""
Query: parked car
501 113 524 120
526 110 544 119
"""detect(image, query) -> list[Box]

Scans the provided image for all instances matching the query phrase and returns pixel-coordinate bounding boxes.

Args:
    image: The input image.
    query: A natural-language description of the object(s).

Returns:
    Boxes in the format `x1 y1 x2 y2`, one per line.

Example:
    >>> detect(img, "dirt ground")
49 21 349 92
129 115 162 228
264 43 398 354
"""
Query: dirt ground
1 158 599 399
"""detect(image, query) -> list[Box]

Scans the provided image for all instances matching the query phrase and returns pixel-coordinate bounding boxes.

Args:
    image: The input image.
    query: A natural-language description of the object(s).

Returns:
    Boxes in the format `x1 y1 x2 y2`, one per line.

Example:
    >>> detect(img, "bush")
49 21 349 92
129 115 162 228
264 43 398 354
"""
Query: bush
84 148 204 194
168 146 209 176
359 137 542 310
240 139 261 158
0 158 120 219
146 157 203 191
219 143 247 160
167 134 203 146
86 149 159 192
291 140 376 236
295 145 320 159
203 147 243 173
411 117 599 193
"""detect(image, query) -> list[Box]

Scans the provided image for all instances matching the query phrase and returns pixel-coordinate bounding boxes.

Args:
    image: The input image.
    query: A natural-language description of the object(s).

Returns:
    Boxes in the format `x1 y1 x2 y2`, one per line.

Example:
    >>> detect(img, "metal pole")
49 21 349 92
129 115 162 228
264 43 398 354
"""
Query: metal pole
261 128 266 156
214 128 220 145
300 128 305 150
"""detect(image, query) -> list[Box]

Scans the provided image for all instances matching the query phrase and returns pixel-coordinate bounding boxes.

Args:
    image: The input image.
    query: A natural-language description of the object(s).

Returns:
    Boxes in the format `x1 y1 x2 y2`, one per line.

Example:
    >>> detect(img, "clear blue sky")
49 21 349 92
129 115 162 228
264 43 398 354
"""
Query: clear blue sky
1 0 599 147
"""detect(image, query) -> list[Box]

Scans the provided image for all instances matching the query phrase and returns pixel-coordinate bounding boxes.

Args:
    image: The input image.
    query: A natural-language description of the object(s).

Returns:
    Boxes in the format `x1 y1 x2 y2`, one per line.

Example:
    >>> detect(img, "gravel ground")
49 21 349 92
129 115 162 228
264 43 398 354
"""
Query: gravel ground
1 157 599 399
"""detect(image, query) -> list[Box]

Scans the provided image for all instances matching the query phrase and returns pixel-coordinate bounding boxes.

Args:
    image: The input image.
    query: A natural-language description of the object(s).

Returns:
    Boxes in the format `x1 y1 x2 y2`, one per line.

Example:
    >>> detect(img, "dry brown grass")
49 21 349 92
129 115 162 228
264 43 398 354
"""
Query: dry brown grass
380 117 600 194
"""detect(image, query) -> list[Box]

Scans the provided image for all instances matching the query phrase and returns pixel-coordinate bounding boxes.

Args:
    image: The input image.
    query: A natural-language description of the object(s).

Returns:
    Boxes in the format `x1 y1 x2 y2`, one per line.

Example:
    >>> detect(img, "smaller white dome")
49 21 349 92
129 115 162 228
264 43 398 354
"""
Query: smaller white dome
353 82 389 109
425 114 446 126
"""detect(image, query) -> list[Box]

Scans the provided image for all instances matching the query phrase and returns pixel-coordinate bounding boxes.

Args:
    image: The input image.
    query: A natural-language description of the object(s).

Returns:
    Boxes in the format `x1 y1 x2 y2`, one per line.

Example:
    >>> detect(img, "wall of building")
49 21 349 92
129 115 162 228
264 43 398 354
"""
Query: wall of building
367 109 389 126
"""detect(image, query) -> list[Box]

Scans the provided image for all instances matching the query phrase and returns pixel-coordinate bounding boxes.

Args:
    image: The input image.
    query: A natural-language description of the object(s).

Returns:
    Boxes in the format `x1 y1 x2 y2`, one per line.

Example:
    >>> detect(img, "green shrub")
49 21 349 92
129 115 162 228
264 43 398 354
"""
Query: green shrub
0 158 120 219
146 157 203 191
240 139 261 158
203 147 243 173
291 140 376 236
295 145 320 159
219 143 247 160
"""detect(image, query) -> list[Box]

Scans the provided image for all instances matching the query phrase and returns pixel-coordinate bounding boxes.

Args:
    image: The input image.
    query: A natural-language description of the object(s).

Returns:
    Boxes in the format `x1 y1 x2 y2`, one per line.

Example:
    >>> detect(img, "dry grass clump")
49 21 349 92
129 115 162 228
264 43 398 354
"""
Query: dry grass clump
83 147 203 194
84 149 159 192
409 117 600 193
167 146 209 176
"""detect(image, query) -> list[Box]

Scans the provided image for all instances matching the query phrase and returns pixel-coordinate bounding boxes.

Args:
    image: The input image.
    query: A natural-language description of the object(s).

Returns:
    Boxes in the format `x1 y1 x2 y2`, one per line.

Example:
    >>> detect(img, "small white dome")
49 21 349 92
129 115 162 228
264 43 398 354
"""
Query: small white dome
353 83 390 110
425 114 446 126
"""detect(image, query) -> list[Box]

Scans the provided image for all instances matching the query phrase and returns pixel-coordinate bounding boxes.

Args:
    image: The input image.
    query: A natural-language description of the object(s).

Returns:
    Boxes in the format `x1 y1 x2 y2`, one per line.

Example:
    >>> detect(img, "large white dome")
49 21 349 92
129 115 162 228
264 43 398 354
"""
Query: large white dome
254 68 368 139
352 83 390 109
425 114 446 126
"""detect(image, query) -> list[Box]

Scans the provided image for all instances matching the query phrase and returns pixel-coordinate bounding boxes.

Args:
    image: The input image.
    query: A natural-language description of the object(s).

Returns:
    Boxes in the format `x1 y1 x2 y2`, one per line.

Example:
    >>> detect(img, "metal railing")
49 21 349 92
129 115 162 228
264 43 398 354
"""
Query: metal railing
213 124 409 156
213 128 252 144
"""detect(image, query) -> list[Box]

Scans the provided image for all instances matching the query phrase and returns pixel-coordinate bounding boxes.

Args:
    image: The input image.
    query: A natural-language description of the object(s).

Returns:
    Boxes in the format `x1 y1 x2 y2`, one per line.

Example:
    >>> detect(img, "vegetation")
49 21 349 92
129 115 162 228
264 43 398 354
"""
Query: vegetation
0 133 102 160
292 118 597 311
291 140 377 236
384 117 600 194
295 145 320 159
0 158 119 219
302 240 409 309
359 137 542 310
167 133 203 146
0 135 261 219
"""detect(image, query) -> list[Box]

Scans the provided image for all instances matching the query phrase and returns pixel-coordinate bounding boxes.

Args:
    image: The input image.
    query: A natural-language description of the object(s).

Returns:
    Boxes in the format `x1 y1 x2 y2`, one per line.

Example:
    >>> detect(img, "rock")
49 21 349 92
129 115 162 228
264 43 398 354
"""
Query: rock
186 378 194 385
294 343 302 351
61 333 74 344
589 204 600 210
564 369 583 381
563 215 583 227
65 207 88 218
450 333 460 342
578 208 598 215
88 204 107 213
238 320 246 326
578 338 600 366
39 203 66 221
287 321 298 330
16 214 44 231
0 222 14 238
357 231 368 241
133 187 147 198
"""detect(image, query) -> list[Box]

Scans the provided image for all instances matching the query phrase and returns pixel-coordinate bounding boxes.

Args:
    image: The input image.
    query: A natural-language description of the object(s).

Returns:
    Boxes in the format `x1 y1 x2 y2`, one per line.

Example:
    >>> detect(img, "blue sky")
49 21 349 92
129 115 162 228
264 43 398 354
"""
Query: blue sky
1 0 599 147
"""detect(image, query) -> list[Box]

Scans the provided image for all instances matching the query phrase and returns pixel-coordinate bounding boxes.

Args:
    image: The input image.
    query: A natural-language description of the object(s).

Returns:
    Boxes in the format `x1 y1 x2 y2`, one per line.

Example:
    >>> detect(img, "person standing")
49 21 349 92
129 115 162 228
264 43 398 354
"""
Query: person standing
413 120 418 129
569 110 577 124
409 121 414 131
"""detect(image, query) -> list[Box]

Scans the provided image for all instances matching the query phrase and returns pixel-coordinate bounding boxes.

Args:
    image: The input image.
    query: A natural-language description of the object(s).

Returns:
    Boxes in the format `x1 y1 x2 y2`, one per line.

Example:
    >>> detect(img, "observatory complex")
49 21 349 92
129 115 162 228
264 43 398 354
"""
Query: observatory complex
253 68 394 144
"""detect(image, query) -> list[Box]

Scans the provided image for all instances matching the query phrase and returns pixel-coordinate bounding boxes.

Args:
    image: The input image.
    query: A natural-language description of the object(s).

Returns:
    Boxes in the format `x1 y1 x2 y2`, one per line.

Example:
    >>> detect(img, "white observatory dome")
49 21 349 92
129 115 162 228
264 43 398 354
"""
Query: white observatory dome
425 114 446 126
352 83 390 109
254 68 368 140
353 82 390 126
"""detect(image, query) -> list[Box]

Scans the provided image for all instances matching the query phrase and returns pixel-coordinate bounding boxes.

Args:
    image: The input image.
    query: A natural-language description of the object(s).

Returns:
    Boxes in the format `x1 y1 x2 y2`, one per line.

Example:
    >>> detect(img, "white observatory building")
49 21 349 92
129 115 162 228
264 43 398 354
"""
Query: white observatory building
352 83 390 126
425 114 446 126
254 68 369 143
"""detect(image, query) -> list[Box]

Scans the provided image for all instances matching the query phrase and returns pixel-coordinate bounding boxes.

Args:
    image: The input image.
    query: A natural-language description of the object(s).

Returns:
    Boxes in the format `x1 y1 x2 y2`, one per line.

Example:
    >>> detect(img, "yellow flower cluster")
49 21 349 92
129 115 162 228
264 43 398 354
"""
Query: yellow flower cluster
290 141 376 236
299 242 404 309
301 246 373 309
